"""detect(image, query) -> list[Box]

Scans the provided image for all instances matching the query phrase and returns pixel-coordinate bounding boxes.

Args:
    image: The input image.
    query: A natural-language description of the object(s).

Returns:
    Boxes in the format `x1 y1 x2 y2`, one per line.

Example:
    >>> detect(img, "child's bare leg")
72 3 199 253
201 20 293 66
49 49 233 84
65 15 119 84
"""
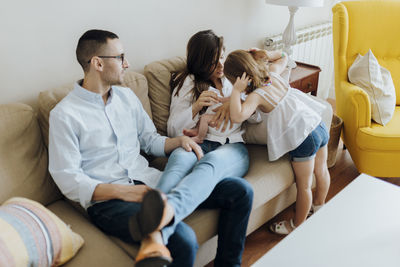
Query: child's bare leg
313 145 330 206
291 159 314 227
183 115 214 143
183 127 199 137
194 115 213 142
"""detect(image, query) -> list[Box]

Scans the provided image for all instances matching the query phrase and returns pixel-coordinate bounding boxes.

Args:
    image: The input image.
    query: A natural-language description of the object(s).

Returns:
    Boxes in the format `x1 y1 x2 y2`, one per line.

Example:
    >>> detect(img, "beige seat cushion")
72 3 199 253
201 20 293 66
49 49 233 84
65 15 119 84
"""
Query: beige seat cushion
47 200 134 267
0 103 62 205
38 71 151 147
144 57 186 136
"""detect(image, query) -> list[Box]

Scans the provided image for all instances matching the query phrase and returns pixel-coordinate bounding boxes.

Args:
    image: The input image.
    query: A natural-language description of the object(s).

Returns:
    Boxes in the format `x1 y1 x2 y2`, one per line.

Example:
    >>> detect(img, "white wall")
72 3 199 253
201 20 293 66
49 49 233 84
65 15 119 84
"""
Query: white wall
0 0 333 108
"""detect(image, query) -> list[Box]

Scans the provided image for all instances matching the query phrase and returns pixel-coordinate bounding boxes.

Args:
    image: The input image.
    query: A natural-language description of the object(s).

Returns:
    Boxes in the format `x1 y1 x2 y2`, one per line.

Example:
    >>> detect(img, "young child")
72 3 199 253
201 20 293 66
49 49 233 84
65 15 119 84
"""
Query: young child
224 49 331 235
183 89 231 143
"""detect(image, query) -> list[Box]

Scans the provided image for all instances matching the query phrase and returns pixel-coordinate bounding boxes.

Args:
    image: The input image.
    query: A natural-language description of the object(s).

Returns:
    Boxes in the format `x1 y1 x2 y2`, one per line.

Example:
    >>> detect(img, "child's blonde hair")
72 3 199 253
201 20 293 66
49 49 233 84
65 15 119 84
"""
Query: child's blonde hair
224 49 269 94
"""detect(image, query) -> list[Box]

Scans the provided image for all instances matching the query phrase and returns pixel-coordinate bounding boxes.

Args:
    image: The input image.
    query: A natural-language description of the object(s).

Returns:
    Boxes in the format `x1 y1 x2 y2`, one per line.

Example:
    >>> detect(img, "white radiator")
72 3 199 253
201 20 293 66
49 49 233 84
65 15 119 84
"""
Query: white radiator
264 21 334 99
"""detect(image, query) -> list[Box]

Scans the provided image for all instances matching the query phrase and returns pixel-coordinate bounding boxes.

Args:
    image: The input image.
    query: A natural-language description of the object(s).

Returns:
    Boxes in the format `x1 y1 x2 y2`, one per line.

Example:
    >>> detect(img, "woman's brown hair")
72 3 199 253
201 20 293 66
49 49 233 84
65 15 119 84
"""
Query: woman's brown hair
170 30 224 102
224 50 269 94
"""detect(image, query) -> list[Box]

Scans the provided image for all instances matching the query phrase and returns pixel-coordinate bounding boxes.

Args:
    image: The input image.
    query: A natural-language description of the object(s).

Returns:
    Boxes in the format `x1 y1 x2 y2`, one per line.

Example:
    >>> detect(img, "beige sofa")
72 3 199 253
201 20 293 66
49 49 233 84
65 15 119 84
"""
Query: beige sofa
0 57 332 266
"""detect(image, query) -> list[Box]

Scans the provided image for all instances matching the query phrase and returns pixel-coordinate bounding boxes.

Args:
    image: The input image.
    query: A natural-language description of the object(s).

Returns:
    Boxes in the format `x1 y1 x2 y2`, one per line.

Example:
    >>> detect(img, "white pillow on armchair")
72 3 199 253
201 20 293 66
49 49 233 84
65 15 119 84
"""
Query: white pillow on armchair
348 49 396 126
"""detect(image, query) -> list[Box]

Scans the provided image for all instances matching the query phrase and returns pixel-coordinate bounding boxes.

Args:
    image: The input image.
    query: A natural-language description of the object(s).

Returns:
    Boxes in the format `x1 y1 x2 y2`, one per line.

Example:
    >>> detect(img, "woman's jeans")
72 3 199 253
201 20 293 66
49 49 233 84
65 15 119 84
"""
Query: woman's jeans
156 140 253 267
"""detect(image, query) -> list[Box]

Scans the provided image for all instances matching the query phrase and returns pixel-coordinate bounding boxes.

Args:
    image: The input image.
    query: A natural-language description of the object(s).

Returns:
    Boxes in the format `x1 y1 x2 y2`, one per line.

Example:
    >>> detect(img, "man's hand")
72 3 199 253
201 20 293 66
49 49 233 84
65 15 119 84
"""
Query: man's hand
179 136 204 160
119 184 152 202
212 101 233 132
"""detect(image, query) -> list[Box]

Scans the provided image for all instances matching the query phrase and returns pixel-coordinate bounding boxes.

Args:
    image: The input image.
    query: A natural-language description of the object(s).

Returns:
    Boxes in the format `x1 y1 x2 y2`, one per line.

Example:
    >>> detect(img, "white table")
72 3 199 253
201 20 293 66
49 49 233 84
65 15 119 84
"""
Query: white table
252 174 400 267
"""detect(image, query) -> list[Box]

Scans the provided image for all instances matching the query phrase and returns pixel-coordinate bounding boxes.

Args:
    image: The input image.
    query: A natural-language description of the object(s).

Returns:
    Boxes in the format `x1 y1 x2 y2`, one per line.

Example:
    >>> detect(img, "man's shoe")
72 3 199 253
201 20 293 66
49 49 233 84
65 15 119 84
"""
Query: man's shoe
135 242 172 267
129 189 167 241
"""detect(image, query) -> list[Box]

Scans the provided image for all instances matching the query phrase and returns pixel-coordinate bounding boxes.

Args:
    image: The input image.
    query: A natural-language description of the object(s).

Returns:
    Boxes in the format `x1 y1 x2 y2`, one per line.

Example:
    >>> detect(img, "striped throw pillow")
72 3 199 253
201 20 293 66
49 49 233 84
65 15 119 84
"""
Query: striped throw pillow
0 197 84 266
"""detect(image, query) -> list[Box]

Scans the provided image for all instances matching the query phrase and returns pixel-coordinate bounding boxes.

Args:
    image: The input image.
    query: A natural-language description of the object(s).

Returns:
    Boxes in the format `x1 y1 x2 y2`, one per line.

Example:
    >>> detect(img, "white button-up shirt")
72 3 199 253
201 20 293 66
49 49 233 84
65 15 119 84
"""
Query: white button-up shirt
49 81 166 209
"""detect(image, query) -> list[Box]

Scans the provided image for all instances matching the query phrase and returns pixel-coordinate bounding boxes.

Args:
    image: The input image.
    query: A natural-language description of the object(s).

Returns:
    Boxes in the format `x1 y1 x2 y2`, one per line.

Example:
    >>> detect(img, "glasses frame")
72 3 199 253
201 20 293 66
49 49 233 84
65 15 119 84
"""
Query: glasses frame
87 53 125 64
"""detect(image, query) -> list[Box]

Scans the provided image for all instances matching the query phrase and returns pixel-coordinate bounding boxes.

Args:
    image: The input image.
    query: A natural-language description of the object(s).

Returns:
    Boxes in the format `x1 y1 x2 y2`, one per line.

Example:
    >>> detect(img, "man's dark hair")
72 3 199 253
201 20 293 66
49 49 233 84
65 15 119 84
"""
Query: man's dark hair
76 29 119 72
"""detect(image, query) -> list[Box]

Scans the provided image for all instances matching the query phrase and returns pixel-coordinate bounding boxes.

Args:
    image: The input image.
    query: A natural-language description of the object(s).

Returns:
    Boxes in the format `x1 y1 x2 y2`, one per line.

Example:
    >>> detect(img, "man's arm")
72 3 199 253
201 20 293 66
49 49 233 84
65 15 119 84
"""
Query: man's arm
92 183 150 202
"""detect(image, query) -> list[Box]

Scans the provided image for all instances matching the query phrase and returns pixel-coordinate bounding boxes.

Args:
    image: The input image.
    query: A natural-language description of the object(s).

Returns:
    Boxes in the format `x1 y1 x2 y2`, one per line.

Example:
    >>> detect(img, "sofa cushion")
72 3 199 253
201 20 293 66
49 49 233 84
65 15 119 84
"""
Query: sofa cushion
0 197 84 266
47 200 134 267
0 103 62 205
144 57 186 136
38 71 151 147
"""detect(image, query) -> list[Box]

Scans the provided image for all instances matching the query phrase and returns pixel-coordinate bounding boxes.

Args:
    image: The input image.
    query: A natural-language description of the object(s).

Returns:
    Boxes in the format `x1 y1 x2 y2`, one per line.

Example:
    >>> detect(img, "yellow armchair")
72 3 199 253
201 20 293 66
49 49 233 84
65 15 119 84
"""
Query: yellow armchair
332 0 400 177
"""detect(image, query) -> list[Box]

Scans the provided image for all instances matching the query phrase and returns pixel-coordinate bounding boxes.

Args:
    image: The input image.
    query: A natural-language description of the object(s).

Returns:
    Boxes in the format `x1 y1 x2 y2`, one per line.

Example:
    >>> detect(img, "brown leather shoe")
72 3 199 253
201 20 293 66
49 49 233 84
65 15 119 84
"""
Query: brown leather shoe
129 189 168 241
135 242 172 267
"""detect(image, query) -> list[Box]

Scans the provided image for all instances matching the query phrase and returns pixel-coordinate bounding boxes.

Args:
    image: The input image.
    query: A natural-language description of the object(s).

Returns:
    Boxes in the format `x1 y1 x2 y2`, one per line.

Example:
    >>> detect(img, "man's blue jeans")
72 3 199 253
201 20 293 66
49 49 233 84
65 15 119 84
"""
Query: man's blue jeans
87 199 198 267
157 141 253 266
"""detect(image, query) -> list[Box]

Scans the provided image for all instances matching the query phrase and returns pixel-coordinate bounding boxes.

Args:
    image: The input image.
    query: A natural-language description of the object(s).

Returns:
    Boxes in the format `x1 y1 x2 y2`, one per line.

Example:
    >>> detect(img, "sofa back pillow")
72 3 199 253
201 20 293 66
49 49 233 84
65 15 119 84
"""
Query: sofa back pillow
144 57 186 136
38 71 151 147
0 197 84 266
348 49 396 125
0 103 62 205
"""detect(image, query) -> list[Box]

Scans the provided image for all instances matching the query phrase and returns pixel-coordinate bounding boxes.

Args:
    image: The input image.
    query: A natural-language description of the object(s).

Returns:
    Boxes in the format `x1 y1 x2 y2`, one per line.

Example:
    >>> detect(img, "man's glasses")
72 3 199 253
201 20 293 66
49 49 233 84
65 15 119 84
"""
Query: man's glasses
88 53 125 64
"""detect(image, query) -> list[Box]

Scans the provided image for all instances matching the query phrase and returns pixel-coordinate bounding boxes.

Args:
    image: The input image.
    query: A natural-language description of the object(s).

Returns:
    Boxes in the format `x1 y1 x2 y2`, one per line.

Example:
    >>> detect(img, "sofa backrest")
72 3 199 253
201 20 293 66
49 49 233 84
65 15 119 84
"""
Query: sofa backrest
144 57 186 136
38 71 151 147
333 0 400 105
0 103 62 205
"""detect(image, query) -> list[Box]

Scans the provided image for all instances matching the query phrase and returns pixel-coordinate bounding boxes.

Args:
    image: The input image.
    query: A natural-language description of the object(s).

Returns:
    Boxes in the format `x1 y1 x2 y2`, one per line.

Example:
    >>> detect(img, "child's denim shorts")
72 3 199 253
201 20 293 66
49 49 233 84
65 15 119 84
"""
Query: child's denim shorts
289 122 329 162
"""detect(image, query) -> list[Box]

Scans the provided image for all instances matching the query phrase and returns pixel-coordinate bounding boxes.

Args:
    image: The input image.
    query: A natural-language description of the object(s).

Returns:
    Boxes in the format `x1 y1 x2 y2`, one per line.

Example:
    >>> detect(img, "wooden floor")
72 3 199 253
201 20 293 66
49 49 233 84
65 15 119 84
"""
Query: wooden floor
206 141 400 267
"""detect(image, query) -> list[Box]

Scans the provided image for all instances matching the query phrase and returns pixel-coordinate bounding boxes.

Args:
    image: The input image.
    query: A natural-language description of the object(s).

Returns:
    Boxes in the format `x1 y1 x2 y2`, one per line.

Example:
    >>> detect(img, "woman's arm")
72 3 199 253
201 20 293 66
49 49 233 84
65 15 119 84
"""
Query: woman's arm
167 76 219 137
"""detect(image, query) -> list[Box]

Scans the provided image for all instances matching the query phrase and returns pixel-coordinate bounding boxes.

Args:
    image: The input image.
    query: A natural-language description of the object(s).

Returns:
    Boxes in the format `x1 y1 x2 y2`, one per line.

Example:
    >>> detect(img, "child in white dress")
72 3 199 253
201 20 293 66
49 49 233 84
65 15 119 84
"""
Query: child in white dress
224 49 331 235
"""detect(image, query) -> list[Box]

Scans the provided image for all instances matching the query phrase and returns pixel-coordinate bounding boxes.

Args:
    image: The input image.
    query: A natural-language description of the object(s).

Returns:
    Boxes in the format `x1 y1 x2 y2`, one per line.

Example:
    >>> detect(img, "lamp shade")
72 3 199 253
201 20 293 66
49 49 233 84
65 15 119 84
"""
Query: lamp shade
265 0 324 7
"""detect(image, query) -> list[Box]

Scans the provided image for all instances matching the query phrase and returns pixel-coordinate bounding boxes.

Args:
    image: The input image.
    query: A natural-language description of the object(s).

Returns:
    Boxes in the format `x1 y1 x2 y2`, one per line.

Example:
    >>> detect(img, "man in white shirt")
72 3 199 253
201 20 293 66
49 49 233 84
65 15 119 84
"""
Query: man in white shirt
49 29 205 267
49 29 253 267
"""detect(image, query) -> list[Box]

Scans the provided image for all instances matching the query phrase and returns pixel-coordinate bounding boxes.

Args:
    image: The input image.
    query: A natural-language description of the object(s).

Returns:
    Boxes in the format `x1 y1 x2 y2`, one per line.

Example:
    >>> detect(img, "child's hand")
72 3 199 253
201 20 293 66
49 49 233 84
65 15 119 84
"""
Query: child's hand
233 72 251 93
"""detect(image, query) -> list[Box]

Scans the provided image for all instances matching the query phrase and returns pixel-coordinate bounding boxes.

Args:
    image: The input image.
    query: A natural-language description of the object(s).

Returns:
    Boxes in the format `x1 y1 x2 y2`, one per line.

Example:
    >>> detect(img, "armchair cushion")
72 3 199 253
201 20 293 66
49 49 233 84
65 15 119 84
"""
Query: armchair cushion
348 50 396 125
357 107 400 151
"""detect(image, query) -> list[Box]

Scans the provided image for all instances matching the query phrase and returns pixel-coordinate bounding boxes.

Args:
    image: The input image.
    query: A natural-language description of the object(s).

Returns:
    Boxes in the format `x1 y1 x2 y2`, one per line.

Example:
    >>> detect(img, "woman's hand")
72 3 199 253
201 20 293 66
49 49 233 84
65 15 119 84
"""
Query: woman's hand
233 72 251 93
192 90 220 118
212 101 233 132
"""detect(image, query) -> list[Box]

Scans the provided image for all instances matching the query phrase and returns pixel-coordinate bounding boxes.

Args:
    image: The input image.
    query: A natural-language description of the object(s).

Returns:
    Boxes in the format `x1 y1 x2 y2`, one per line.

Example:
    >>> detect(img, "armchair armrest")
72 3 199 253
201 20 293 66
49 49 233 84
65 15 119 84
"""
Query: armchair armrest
337 80 371 129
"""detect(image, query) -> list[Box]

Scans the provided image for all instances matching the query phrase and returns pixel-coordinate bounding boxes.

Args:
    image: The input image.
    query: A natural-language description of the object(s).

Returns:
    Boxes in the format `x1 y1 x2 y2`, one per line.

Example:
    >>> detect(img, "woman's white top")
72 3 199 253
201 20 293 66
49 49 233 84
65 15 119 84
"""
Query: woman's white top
168 75 251 144
202 87 243 144
253 72 325 161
